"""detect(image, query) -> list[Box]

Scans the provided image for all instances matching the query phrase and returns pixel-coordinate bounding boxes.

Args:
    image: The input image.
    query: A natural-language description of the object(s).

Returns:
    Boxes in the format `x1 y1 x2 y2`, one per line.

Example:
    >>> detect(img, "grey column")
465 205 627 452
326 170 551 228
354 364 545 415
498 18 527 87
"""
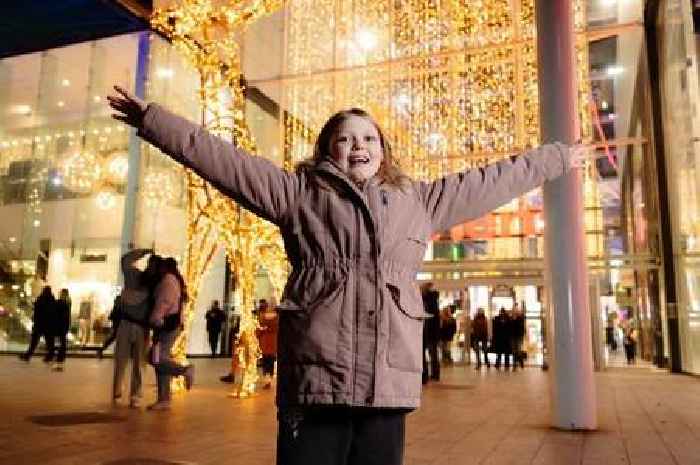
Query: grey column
119 31 151 272
536 0 597 430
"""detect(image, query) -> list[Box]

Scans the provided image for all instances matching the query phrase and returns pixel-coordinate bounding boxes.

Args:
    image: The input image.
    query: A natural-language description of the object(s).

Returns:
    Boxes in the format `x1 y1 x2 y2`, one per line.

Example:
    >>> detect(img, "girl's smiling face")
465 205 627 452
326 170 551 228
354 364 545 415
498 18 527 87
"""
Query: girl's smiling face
329 115 384 184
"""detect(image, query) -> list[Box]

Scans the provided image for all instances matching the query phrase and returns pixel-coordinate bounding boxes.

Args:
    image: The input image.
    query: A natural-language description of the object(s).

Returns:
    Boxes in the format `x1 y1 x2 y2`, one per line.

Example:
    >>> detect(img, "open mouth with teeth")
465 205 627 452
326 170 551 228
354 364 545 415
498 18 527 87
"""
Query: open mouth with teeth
348 154 370 166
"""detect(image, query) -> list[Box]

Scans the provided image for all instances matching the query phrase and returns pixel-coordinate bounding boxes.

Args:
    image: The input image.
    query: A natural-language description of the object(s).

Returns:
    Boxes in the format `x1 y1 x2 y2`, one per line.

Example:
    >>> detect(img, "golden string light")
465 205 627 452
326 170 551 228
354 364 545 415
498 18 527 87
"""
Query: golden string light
142 169 178 208
282 0 591 179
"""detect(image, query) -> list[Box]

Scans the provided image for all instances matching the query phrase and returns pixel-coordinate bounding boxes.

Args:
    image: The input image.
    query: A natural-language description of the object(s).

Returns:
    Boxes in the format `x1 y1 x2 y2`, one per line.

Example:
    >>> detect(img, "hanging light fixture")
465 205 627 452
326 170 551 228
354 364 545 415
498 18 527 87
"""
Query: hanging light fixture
105 150 129 184
61 151 101 194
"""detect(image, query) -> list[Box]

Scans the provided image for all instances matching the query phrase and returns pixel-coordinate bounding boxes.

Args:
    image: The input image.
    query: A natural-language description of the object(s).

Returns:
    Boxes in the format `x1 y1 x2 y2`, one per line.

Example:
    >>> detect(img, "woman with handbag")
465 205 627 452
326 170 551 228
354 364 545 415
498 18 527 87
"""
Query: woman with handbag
148 257 194 411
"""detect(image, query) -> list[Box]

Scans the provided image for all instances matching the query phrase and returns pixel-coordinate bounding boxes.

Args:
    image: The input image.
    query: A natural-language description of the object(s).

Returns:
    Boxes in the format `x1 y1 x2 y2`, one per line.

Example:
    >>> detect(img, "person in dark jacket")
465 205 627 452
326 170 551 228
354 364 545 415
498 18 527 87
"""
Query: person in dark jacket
20 286 55 362
439 306 457 363
205 300 226 357
509 305 526 371
492 307 512 369
422 282 441 383
471 308 490 369
46 288 71 370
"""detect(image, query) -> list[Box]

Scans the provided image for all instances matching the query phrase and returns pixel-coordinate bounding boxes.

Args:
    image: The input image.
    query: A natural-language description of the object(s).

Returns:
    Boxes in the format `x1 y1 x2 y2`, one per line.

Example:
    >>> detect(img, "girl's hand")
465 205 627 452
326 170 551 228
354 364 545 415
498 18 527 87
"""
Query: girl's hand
569 143 589 169
107 85 148 129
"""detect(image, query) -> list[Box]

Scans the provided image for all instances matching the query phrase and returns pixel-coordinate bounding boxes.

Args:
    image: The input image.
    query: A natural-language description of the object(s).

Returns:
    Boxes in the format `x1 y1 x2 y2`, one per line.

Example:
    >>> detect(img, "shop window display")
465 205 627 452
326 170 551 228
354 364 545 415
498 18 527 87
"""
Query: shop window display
0 35 138 352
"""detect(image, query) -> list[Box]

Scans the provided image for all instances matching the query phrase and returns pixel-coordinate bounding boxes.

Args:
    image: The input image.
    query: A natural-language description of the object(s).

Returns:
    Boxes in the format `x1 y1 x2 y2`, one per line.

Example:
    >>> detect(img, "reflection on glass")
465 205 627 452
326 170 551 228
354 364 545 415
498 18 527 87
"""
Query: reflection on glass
0 34 139 352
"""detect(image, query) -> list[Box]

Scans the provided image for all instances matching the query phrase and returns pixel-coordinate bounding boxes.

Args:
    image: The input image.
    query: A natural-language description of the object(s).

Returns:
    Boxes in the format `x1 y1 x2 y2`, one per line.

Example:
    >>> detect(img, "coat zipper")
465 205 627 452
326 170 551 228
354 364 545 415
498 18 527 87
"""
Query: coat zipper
352 203 360 404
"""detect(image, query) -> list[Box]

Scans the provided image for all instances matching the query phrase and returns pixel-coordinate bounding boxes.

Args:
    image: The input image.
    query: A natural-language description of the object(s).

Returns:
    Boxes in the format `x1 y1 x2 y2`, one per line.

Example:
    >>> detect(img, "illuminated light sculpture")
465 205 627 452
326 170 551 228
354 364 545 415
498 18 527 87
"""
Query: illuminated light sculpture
150 0 287 397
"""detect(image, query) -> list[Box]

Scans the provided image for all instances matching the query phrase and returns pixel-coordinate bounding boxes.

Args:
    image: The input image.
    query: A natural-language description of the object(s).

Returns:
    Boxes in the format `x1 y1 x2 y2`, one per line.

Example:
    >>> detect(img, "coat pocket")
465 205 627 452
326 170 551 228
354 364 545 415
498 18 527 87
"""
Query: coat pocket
386 282 432 373
277 277 347 366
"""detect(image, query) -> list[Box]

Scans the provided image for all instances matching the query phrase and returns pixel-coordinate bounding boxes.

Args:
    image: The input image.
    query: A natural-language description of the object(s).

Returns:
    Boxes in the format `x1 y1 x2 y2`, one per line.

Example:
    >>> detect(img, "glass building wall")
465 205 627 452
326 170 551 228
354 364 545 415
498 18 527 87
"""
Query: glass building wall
0 35 139 351
658 0 700 374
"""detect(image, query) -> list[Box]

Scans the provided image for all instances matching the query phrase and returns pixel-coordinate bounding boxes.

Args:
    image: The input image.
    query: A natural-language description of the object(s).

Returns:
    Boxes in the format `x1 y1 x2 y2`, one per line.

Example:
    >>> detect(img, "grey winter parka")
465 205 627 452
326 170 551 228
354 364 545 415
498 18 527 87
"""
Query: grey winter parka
138 103 572 409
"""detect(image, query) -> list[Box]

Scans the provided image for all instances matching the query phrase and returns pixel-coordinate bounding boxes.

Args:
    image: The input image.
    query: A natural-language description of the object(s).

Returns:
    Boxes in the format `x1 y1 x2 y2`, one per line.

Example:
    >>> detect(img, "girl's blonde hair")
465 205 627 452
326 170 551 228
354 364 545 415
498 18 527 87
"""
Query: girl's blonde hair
296 108 410 188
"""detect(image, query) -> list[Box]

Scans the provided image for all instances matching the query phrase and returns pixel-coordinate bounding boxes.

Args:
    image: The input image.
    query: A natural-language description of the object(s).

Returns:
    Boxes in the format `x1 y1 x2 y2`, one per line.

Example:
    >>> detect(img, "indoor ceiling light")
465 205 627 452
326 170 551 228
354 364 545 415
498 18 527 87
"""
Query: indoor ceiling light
9 104 31 115
606 65 624 76
156 67 174 79
355 29 377 51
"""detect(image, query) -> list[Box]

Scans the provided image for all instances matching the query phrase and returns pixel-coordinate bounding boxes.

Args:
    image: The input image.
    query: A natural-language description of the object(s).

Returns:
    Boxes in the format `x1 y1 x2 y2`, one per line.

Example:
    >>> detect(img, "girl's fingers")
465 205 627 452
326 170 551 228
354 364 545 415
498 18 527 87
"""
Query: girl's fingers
113 85 133 100
106 97 133 112
111 114 133 125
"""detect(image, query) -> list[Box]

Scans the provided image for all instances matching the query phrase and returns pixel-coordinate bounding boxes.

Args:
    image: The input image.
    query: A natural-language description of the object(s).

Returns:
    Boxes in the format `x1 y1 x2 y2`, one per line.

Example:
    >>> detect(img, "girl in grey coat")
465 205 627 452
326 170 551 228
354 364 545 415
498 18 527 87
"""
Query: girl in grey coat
108 85 584 465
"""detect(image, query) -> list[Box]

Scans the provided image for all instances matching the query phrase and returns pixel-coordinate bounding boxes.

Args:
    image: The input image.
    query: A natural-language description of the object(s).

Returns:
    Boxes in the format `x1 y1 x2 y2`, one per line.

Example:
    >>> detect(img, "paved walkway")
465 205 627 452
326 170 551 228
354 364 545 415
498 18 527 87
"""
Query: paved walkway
1 356 699 465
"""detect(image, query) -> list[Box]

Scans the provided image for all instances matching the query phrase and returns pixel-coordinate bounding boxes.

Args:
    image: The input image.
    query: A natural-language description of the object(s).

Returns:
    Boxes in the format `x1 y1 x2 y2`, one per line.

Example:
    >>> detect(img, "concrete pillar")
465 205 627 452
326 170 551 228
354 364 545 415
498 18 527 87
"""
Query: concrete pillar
119 32 151 272
535 0 597 430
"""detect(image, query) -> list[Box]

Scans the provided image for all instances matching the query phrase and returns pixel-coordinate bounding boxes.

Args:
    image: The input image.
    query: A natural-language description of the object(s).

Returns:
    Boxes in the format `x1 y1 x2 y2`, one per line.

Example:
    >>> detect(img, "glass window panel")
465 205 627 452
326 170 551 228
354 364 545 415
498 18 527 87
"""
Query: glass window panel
588 29 651 145
658 0 700 372
586 0 643 29
0 33 139 352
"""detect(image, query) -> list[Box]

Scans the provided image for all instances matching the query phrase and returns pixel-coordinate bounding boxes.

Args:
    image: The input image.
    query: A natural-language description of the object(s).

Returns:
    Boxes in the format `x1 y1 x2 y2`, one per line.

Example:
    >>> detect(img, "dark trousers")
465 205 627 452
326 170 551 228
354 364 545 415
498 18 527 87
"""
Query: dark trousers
472 338 489 367
277 407 406 465
208 331 220 356
25 329 53 360
153 329 187 402
495 351 511 368
624 343 636 363
262 354 276 376
47 334 68 363
422 340 440 382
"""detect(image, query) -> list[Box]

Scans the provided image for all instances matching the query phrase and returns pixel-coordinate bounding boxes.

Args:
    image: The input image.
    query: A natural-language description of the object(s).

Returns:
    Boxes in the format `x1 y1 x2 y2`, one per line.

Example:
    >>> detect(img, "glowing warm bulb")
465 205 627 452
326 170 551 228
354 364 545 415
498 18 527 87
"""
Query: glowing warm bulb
355 29 377 51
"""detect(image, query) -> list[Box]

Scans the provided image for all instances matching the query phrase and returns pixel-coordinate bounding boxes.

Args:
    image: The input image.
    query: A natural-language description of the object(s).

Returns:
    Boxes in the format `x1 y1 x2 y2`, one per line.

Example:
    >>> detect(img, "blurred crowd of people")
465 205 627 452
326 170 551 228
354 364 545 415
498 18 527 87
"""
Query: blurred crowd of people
421 282 529 384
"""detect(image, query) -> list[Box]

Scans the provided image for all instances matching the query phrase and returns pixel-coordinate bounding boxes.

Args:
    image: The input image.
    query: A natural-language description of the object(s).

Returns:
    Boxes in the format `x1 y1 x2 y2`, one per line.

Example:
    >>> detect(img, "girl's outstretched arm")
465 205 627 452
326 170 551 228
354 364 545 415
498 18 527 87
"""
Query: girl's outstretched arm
108 86 300 225
416 143 586 233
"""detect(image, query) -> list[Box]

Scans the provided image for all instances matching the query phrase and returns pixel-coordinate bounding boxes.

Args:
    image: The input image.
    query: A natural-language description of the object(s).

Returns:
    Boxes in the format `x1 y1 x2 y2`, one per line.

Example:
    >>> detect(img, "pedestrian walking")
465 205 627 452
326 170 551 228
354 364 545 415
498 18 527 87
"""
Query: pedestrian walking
256 300 279 389
471 309 490 369
47 289 71 370
205 300 226 357
19 286 55 362
109 85 585 465
509 304 526 370
422 282 441 383
623 323 638 364
77 294 93 346
492 307 512 369
439 306 457 364
112 248 157 408
148 257 194 411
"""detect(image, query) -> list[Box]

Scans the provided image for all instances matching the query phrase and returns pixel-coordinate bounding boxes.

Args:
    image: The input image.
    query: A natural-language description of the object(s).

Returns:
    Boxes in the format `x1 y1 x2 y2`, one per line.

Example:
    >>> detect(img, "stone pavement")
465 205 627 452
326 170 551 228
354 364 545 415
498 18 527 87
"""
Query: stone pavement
1 355 699 465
